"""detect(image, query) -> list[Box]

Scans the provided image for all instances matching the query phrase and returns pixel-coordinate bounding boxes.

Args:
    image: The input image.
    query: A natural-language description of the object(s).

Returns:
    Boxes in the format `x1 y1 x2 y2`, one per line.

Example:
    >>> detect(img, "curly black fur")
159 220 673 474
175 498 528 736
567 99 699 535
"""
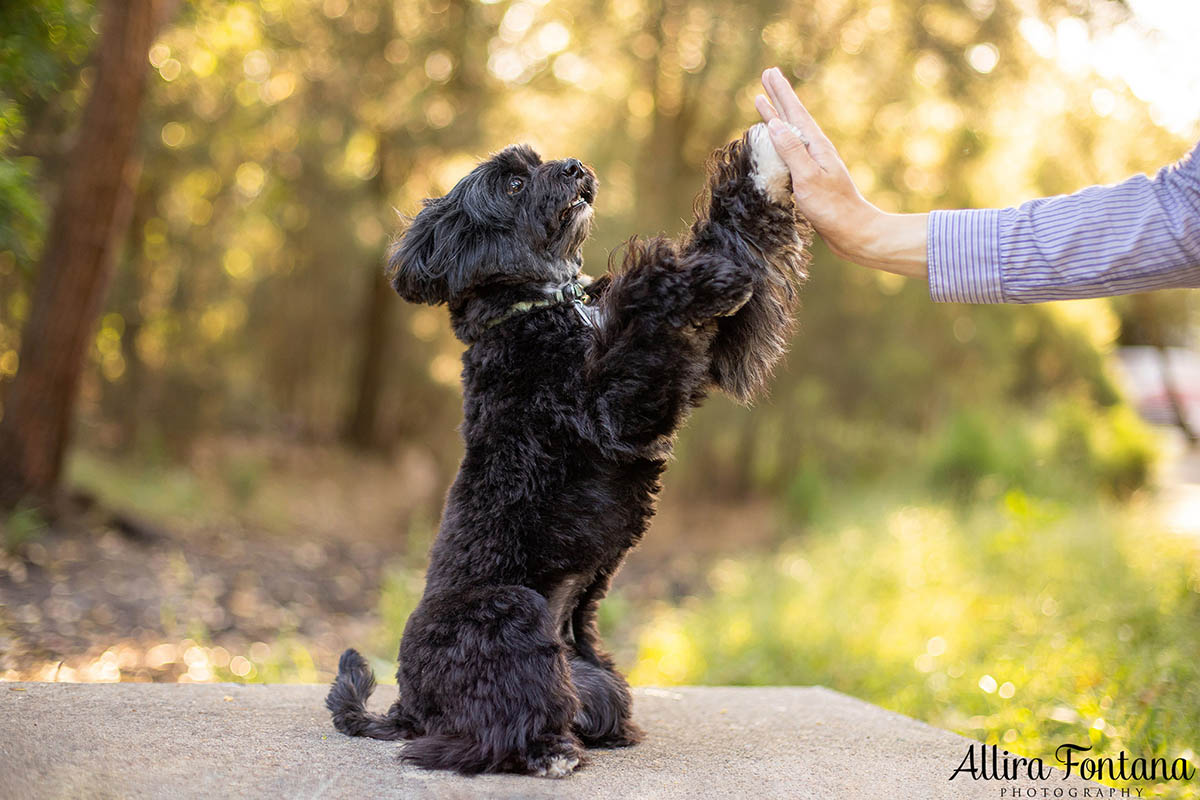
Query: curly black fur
694 137 813 402
326 126 810 777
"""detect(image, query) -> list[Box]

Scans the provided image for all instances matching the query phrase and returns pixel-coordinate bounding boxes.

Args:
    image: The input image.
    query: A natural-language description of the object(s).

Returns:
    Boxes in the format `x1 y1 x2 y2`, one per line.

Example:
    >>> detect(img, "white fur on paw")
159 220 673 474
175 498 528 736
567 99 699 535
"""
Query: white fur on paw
536 754 580 778
748 122 792 204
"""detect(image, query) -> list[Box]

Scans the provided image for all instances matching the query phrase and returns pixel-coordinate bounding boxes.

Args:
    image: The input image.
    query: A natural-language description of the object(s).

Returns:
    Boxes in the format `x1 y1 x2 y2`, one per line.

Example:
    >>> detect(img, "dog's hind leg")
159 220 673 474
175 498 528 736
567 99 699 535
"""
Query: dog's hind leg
569 656 642 747
567 566 643 748
398 586 585 776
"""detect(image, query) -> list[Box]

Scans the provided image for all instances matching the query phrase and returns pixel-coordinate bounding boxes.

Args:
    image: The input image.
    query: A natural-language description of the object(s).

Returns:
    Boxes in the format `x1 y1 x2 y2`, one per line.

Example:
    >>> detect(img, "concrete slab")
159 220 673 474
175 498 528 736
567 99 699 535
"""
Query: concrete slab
0 682 1109 799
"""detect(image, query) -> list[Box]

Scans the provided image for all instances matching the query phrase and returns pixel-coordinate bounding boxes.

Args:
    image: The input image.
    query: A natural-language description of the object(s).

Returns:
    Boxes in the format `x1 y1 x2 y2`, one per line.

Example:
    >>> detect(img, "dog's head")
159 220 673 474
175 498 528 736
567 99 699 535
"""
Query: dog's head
388 145 597 305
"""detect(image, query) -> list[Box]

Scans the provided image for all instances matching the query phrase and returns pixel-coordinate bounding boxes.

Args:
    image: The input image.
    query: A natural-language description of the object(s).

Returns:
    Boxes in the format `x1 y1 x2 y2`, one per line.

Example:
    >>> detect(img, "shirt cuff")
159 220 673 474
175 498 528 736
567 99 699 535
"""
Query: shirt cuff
927 209 1005 303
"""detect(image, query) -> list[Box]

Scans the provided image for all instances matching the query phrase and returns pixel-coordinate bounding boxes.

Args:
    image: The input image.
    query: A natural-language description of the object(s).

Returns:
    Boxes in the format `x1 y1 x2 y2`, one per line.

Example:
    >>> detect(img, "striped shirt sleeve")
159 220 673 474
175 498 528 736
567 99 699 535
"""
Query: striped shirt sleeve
928 139 1200 303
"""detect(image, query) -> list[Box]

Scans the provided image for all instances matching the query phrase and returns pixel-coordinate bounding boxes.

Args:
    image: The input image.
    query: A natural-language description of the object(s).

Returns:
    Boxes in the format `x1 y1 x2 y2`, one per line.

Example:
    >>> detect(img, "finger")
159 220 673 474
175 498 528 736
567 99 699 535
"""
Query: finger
766 117 818 176
761 68 804 125
755 94 780 123
762 67 831 149
756 87 809 148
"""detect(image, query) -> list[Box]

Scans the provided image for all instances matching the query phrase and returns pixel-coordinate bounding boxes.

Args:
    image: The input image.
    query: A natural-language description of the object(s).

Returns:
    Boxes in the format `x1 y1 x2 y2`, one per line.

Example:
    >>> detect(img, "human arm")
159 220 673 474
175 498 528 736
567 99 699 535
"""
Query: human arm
924 147 1200 302
757 67 1200 302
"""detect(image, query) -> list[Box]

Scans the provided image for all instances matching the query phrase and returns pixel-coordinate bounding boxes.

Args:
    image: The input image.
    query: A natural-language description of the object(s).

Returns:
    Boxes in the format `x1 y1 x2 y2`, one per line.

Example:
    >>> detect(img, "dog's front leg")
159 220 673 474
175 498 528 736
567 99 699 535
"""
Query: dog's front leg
578 237 749 456
683 123 813 404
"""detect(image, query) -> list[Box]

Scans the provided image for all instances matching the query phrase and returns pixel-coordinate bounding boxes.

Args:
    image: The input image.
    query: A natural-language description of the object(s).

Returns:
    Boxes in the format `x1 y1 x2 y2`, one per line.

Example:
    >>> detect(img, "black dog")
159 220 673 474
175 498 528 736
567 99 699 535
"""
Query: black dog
326 124 810 777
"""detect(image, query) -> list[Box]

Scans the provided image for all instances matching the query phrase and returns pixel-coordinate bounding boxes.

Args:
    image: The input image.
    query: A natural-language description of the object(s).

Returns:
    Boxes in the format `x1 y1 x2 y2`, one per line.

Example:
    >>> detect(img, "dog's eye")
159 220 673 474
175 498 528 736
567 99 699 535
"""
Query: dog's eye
506 176 525 195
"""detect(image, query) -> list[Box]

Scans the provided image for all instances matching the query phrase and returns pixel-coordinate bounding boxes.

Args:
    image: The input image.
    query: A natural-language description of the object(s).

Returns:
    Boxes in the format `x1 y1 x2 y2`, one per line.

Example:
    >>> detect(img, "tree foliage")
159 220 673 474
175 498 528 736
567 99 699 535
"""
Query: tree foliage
0 1 94 267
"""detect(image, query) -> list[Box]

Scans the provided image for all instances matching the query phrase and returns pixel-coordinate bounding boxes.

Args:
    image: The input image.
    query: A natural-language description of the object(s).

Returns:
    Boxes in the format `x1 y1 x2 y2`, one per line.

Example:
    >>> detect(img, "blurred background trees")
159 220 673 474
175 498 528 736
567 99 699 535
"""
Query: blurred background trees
3 0 1194 507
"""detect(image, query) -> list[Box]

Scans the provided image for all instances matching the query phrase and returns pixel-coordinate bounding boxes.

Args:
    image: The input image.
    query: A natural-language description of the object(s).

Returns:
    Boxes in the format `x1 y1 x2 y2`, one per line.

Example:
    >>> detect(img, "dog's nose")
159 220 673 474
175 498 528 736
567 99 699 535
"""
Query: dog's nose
560 158 584 178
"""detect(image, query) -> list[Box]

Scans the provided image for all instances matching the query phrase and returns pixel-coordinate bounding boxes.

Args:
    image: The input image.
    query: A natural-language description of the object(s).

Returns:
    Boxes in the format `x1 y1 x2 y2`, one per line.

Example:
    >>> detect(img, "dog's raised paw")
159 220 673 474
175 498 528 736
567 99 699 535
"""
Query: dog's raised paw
748 122 792 204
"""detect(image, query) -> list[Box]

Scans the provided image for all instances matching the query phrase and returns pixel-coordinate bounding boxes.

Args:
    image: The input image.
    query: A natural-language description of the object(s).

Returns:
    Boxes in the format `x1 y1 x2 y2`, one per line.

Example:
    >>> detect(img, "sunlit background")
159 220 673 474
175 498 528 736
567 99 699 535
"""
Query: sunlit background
1 1 1198 797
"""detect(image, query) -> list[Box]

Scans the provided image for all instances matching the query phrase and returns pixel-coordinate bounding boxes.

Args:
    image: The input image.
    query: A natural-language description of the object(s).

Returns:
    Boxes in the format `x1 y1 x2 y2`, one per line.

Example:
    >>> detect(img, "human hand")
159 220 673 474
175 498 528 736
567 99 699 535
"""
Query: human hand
756 67 928 278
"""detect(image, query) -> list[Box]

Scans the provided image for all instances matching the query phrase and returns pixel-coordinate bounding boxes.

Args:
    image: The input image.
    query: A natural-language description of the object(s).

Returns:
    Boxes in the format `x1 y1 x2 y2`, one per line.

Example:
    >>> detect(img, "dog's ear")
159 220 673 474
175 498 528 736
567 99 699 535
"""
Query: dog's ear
387 200 451 305
388 196 501 305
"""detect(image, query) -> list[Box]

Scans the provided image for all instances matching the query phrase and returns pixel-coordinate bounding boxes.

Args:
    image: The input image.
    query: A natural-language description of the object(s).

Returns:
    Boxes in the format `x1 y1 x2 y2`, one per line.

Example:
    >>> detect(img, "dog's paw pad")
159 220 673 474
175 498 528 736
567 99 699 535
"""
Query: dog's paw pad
748 122 792 204
535 754 580 778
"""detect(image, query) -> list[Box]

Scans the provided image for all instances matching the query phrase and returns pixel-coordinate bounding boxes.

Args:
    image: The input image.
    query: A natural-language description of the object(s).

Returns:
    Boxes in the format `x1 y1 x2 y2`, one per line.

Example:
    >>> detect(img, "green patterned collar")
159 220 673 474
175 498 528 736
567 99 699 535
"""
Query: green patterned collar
483 280 593 331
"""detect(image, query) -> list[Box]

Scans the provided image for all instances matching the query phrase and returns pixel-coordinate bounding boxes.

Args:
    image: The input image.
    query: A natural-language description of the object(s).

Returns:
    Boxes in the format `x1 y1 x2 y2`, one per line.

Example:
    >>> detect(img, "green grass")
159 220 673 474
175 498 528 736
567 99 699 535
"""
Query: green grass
2 502 46 553
625 488 1200 798
67 450 223 524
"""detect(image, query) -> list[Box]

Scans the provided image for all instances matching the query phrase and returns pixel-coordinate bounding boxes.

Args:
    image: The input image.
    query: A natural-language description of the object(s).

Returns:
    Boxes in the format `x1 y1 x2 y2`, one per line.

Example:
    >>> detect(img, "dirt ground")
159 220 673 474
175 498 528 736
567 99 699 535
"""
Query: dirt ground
0 515 386 681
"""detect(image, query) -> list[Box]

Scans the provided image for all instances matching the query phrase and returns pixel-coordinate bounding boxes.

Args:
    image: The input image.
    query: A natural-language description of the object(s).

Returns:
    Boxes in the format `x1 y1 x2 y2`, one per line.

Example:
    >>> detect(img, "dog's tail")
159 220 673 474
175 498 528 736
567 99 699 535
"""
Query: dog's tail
325 648 415 741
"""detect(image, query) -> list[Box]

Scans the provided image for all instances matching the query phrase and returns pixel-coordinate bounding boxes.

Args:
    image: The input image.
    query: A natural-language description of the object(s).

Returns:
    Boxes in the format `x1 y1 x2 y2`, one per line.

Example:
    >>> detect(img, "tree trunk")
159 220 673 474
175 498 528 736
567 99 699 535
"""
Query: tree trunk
0 0 165 508
342 132 394 450
343 266 394 450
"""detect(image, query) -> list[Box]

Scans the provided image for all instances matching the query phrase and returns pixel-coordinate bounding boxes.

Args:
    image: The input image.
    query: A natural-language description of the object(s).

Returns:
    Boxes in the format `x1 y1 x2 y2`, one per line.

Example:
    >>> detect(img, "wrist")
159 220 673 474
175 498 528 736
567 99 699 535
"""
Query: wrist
849 211 929 279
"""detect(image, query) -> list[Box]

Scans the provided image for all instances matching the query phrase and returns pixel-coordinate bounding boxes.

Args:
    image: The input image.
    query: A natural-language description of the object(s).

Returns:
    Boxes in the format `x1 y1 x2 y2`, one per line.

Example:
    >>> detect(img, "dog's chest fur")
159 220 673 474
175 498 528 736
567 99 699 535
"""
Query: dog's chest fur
426 303 668 612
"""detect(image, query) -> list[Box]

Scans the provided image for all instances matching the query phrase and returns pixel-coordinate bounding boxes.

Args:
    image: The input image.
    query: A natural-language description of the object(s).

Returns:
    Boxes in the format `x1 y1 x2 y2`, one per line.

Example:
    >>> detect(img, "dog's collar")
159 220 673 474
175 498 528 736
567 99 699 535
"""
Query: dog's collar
482 280 595 332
